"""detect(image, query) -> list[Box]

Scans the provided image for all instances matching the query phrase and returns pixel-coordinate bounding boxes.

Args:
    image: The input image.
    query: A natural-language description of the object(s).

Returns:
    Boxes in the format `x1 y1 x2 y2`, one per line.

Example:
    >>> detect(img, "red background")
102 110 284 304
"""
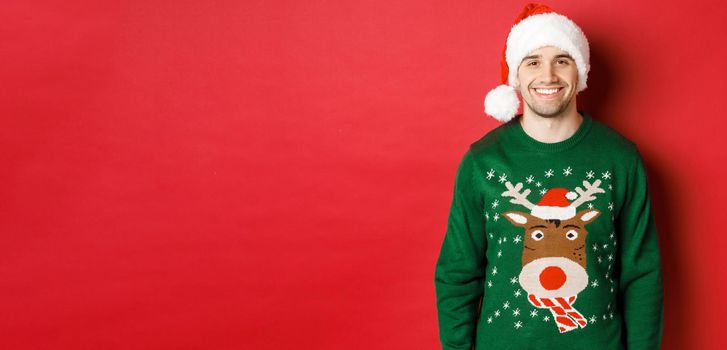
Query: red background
2 1 725 349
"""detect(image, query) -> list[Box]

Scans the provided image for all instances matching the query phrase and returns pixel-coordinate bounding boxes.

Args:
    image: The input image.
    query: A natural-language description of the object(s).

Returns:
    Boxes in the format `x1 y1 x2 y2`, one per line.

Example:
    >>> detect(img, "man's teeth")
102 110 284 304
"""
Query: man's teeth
535 88 560 95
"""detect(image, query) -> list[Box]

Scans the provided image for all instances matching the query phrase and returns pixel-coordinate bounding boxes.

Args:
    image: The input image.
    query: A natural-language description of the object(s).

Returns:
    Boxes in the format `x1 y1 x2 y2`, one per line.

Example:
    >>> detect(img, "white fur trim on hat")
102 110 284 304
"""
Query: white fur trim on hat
506 12 590 92
531 205 576 220
484 84 520 122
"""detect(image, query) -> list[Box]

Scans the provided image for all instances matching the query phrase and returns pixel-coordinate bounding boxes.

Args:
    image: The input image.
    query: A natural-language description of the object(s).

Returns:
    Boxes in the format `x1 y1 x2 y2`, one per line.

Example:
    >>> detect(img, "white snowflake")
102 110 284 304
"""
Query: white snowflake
602 171 611 179
486 169 496 180
610 286 614 293
607 303 611 310
586 170 595 179
498 237 502 245
497 250 502 258
514 289 522 297
587 203 594 209
502 236 507 243
488 281 493 288
494 310 501 317
597 256 602 263
492 266 498 275
510 277 518 284
603 314 607 320
498 173 508 183
608 254 614 261
608 184 613 190
487 316 493 324
485 212 489 221
544 169 554 178
539 188 547 195
592 243 599 251
514 321 523 329
543 315 551 322
602 243 609 249
530 309 538 317
489 233 494 239
503 301 510 309
608 202 614 211
492 199 500 209
535 181 542 187
589 315 597 323
526 175 534 183
610 232 615 239
513 235 521 244
493 213 500 222
513 308 521 317
563 166 572 176
609 312 614 319
591 280 599 287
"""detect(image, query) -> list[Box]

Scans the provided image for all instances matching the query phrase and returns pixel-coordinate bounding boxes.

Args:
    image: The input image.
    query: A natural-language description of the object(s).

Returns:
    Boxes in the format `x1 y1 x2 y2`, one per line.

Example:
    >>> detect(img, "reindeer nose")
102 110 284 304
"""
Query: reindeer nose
540 266 567 290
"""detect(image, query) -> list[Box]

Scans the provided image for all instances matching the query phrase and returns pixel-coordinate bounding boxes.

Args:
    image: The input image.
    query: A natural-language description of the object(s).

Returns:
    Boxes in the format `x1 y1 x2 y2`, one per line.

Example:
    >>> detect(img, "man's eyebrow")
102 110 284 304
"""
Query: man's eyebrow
522 54 574 61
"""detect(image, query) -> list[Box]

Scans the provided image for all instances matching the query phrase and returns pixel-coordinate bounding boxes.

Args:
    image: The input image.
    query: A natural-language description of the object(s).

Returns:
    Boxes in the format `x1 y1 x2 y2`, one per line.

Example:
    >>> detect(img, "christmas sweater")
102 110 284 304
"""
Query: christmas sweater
434 112 664 350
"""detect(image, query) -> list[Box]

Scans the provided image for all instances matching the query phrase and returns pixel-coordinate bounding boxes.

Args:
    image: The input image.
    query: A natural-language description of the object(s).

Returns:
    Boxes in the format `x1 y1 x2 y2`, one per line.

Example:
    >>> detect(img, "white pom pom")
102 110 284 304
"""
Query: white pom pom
566 191 578 200
484 84 520 122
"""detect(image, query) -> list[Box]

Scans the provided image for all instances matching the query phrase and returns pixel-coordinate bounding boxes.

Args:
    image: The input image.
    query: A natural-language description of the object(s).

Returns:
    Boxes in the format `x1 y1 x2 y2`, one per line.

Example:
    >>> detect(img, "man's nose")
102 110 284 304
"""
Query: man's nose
541 64 559 83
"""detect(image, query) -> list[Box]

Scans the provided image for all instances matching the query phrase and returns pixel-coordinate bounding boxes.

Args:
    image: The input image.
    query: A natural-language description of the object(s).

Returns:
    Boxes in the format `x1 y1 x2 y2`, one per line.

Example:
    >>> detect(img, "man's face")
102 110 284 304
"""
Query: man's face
515 46 579 118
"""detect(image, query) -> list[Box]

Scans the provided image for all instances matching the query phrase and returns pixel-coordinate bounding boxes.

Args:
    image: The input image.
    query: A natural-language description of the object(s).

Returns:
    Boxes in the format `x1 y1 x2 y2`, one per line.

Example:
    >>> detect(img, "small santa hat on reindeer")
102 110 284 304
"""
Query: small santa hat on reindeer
484 3 591 122
531 188 579 220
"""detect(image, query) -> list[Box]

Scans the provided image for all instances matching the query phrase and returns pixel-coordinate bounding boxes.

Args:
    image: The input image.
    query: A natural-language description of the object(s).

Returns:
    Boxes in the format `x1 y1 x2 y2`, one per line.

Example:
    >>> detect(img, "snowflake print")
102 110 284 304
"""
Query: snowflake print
563 166 572 176
610 286 614 293
597 256 602 263
530 309 538 317
602 171 611 179
510 277 518 284
498 237 503 244
544 169 554 178
487 281 493 288
608 254 614 261
608 202 614 211
513 235 521 244
502 236 507 243
487 316 493 324
586 170 595 179
535 181 542 187
494 310 501 317
491 199 499 209
492 266 498 275
525 175 534 183
609 312 614 319
592 243 598 251
486 169 495 180
543 315 551 322
512 308 521 317
589 315 597 323
497 250 502 258
609 232 615 239
503 301 510 309
489 233 494 239
602 243 608 249
493 213 500 222
603 314 607 320
485 212 489 221
514 321 523 329
608 184 613 190
591 280 599 287
587 203 594 209
498 173 508 183
514 289 522 297
539 188 547 195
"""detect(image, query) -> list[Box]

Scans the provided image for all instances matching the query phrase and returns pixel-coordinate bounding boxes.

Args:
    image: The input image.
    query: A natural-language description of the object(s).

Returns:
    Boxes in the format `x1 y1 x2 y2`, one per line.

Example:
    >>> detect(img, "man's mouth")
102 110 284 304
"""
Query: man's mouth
532 87 564 99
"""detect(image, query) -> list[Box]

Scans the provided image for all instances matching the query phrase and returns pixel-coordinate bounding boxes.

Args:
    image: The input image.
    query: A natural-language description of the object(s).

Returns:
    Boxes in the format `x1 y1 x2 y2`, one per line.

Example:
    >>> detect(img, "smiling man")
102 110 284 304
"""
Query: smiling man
434 3 664 350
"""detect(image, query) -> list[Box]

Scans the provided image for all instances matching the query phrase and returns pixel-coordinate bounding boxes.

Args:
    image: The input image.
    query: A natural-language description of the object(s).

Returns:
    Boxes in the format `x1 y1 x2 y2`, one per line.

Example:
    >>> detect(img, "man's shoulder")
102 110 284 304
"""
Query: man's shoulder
468 120 514 156
588 117 639 154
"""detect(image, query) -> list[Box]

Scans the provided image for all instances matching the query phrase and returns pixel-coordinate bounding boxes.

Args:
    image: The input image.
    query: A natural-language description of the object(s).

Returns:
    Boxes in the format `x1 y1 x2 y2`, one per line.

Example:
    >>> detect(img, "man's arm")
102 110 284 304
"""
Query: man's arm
616 147 665 350
434 150 487 350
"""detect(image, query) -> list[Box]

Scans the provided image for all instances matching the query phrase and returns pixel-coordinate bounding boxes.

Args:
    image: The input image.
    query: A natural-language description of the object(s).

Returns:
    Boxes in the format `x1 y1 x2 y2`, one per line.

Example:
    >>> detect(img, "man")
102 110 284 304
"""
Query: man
434 3 664 350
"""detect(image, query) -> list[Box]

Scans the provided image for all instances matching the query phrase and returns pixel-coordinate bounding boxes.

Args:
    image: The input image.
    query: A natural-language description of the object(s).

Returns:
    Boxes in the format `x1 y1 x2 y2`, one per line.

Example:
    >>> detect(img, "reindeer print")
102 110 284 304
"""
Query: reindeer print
500 179 605 333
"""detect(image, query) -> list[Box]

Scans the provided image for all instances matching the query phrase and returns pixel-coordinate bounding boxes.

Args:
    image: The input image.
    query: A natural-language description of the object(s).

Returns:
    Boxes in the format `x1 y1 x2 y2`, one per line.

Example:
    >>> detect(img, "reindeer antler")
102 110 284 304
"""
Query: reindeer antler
501 181 535 210
570 179 605 208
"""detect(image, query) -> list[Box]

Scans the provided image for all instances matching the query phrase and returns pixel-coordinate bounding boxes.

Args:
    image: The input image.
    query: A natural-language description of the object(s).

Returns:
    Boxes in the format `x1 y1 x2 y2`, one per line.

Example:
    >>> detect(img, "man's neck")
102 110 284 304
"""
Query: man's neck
519 103 583 143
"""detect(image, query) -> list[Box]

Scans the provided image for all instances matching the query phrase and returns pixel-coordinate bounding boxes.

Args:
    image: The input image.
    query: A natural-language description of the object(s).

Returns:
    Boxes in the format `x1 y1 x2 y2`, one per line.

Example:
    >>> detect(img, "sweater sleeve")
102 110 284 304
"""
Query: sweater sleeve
434 150 487 350
616 147 664 350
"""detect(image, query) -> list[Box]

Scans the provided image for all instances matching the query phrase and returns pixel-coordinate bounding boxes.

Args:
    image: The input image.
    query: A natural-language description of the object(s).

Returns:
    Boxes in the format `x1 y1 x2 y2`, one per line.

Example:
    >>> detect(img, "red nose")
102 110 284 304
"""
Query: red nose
540 266 567 290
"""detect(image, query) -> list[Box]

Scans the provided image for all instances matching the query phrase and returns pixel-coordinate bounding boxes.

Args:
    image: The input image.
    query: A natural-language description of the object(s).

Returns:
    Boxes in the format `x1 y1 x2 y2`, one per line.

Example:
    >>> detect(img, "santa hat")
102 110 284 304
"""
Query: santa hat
484 3 591 122
531 188 578 220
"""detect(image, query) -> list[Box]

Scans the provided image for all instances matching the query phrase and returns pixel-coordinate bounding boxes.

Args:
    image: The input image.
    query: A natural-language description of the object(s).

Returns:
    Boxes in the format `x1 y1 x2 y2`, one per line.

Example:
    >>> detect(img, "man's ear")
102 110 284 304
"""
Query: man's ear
503 211 531 227
576 209 600 225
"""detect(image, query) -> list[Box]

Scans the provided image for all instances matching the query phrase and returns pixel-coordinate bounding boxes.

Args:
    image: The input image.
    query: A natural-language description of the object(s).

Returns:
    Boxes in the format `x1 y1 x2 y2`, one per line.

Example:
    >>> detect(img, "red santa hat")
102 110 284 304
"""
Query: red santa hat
484 3 591 122
531 188 578 220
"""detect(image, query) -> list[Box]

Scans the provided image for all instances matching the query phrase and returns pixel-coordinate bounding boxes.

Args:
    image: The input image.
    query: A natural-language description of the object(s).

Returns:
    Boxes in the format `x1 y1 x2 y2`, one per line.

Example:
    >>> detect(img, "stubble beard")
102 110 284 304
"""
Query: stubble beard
522 87 574 119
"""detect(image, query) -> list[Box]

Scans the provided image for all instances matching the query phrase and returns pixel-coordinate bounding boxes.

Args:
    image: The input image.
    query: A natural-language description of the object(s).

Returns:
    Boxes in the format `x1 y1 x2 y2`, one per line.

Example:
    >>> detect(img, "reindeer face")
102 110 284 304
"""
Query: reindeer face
503 209 600 269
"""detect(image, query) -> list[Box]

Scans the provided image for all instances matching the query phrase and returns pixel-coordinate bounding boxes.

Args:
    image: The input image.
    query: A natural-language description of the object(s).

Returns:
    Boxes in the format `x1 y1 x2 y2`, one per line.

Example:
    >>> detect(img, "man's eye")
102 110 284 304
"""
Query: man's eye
557 59 568 64
527 61 538 66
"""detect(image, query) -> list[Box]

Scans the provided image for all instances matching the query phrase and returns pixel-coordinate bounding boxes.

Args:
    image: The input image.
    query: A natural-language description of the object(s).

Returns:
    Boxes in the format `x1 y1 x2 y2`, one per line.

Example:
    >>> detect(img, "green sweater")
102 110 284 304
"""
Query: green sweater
434 112 664 350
